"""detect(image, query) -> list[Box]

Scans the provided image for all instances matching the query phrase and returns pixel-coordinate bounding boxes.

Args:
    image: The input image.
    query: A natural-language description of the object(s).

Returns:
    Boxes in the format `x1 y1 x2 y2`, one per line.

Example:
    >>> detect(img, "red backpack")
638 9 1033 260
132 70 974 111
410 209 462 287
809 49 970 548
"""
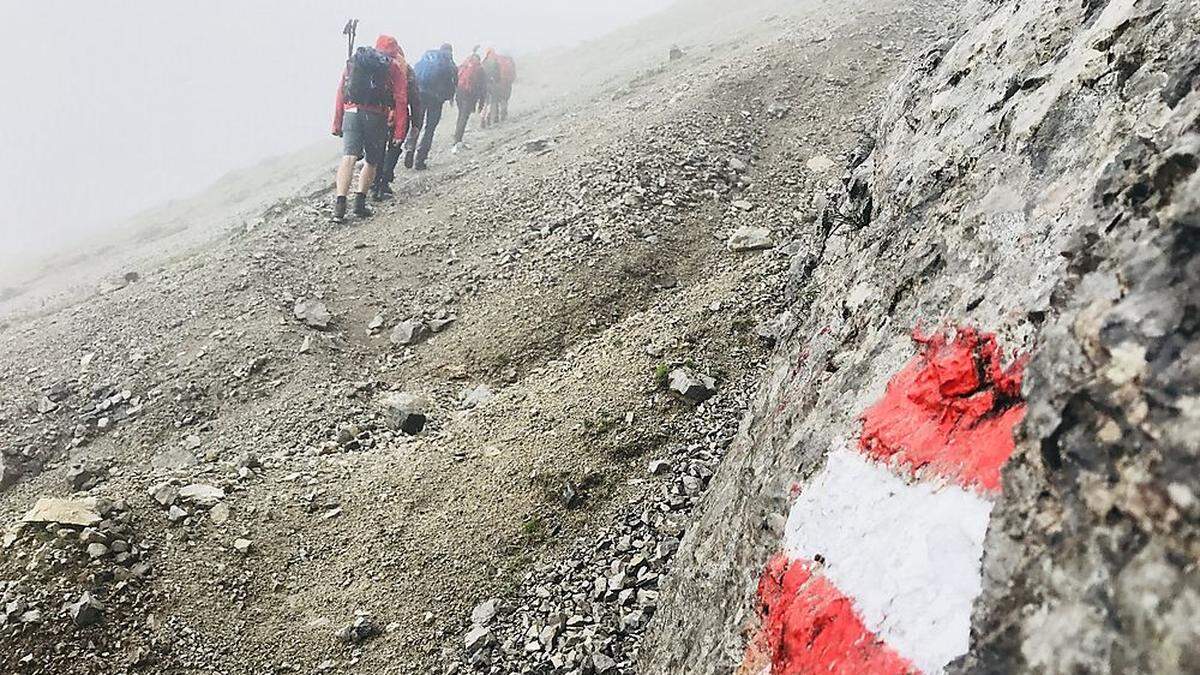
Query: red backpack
497 56 517 86
458 59 483 93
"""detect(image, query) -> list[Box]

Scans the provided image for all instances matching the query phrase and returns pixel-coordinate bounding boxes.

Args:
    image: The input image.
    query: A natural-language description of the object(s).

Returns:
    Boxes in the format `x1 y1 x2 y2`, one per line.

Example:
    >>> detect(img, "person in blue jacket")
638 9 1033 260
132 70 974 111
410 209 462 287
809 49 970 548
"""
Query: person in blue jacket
404 43 459 170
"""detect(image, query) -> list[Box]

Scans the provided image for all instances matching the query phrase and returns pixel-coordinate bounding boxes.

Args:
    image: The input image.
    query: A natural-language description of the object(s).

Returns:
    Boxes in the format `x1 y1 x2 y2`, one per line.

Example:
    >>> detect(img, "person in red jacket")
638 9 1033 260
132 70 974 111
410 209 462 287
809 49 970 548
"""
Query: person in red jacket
452 52 487 148
331 35 409 222
479 49 516 128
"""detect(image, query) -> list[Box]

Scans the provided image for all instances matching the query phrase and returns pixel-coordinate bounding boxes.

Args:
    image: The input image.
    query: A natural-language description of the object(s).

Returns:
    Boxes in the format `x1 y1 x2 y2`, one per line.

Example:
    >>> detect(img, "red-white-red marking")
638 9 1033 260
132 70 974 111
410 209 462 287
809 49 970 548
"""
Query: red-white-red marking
743 328 1027 675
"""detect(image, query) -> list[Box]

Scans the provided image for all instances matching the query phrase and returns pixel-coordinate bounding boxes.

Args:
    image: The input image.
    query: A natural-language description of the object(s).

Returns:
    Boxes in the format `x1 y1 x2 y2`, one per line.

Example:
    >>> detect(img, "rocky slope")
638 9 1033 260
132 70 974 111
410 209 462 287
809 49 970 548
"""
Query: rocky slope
3 0 1194 673
0 0 954 673
646 0 1198 673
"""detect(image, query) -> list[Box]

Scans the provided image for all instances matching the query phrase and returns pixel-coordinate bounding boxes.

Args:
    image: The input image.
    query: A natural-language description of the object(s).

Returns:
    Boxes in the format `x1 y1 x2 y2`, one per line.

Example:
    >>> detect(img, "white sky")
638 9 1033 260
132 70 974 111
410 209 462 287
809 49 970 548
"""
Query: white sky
0 1 674 267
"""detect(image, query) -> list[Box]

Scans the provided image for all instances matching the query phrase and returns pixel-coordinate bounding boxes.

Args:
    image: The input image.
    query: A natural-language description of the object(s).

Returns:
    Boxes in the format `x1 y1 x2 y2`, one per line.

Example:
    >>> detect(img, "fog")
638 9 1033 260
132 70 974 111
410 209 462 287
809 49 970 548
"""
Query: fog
0 1 674 272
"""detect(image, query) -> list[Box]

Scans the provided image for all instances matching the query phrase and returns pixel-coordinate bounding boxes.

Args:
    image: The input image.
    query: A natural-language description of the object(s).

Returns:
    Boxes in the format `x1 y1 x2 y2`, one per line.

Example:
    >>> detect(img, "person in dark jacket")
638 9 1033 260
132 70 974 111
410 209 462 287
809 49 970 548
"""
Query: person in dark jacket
374 58 422 199
332 35 409 222
453 52 487 148
404 43 458 170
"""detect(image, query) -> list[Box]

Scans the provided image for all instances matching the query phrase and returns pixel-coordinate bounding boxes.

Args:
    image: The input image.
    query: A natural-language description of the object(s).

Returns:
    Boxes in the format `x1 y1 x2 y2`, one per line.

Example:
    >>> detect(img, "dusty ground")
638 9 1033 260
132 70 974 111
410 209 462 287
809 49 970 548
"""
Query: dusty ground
0 0 954 672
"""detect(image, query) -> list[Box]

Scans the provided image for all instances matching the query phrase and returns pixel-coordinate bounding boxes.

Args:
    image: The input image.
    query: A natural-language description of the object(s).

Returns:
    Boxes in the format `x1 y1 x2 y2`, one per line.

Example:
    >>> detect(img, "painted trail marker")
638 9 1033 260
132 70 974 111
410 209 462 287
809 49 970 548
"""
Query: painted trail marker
743 328 1027 675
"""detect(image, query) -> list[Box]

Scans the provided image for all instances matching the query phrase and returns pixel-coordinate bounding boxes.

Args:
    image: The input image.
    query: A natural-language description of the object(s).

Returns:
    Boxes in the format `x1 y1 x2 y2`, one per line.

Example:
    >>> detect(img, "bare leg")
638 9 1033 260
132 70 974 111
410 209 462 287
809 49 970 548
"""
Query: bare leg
357 163 377 193
335 156 357 197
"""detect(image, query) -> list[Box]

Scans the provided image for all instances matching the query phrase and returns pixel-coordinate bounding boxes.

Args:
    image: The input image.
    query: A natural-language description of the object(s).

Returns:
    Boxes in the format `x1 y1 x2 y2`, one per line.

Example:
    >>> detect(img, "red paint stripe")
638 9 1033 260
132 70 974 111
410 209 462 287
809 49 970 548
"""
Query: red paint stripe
748 555 915 675
858 328 1027 491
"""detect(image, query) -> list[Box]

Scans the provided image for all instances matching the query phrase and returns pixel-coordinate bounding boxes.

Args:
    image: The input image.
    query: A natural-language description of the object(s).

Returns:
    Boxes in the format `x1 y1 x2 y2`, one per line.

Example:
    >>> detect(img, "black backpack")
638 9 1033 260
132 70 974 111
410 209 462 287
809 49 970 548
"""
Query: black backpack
344 47 393 107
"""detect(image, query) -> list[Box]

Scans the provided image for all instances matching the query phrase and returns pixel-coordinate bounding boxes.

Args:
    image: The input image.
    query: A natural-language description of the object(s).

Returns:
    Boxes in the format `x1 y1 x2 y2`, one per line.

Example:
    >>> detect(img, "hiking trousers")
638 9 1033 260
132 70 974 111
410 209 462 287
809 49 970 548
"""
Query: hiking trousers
454 92 483 143
405 100 445 164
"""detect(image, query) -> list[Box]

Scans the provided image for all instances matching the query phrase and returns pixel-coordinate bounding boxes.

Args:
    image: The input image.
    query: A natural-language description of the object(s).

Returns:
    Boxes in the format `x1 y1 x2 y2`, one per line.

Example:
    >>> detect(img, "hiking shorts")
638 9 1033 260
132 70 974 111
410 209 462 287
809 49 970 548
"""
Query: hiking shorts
342 109 387 166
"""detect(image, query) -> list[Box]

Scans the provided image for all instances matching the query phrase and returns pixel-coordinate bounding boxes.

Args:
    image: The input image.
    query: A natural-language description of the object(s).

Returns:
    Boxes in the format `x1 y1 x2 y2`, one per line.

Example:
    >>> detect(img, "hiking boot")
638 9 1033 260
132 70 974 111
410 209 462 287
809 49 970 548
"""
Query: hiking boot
353 192 372 218
370 184 391 202
379 183 395 196
332 196 347 223
403 149 415 169
414 161 428 171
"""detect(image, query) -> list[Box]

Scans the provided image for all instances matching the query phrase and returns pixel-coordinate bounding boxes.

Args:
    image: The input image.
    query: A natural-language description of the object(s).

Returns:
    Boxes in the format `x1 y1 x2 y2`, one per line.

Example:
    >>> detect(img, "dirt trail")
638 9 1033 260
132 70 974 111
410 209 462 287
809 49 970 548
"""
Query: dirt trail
0 1 954 672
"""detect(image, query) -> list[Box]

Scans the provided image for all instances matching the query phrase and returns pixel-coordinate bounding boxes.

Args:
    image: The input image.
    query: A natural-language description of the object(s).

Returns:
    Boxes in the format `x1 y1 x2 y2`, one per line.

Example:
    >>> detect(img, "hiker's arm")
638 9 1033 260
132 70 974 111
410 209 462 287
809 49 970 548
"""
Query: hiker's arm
390 63 409 141
332 70 346 136
409 78 422 130
447 66 458 102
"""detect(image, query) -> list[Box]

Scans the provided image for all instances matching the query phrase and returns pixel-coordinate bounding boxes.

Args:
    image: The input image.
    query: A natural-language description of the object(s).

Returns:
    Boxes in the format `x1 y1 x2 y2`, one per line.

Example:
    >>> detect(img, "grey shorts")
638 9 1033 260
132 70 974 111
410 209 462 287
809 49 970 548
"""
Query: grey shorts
342 109 387 166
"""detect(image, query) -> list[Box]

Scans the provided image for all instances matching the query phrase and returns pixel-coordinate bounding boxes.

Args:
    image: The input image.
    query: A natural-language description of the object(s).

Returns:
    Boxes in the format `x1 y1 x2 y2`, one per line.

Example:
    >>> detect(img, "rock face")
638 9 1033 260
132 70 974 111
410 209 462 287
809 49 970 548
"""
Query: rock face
644 0 1200 673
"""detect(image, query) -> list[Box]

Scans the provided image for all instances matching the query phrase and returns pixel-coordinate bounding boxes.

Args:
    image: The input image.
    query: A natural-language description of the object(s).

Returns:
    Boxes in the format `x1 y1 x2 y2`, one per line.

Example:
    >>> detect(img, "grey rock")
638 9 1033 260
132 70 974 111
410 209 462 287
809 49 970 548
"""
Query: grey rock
293 299 332 329
150 447 198 471
209 502 231 525
379 392 428 435
0 454 21 489
66 460 108 491
22 498 102 527
389 319 429 346
149 482 179 507
727 226 773 252
428 317 457 333
472 599 498 626
667 369 717 403
522 138 554 154
338 613 380 643
461 384 495 409
68 592 104 627
766 101 791 119
178 483 225 507
167 505 189 522
591 652 617 673
464 625 494 653
36 396 58 414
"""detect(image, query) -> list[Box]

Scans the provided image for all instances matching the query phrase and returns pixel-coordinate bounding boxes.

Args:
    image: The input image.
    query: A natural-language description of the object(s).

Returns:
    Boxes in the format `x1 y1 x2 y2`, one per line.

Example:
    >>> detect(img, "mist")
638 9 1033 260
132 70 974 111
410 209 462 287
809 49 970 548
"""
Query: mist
0 1 674 273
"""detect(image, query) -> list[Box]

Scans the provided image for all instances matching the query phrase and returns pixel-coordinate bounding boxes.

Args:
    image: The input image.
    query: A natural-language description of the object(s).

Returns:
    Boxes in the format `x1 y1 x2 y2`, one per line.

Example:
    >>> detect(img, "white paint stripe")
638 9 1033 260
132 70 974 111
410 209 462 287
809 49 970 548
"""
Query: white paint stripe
783 445 995 674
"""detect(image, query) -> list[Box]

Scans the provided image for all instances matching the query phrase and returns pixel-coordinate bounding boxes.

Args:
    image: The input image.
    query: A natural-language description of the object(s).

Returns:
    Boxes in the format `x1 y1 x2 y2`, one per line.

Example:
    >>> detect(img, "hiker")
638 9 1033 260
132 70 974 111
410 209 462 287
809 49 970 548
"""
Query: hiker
404 44 459 170
482 49 516 126
374 53 422 198
480 49 500 129
452 52 488 148
494 53 517 123
331 35 409 222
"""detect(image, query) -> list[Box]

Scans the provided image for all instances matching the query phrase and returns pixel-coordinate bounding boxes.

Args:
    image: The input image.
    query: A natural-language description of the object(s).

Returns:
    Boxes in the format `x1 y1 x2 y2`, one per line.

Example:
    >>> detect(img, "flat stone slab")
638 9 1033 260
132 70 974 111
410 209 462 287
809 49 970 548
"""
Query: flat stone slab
22 497 102 527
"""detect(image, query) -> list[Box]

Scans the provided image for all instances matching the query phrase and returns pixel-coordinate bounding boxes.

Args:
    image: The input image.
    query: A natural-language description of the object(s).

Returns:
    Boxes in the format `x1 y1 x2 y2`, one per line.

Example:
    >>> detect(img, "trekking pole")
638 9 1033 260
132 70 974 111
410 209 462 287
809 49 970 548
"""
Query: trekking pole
343 19 358 59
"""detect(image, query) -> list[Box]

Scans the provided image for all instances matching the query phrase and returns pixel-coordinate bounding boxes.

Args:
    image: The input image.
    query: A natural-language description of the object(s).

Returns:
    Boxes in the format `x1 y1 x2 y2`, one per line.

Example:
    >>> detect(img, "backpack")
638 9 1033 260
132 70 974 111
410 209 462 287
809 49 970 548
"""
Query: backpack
414 50 456 102
458 59 483 94
497 56 516 86
344 47 393 107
